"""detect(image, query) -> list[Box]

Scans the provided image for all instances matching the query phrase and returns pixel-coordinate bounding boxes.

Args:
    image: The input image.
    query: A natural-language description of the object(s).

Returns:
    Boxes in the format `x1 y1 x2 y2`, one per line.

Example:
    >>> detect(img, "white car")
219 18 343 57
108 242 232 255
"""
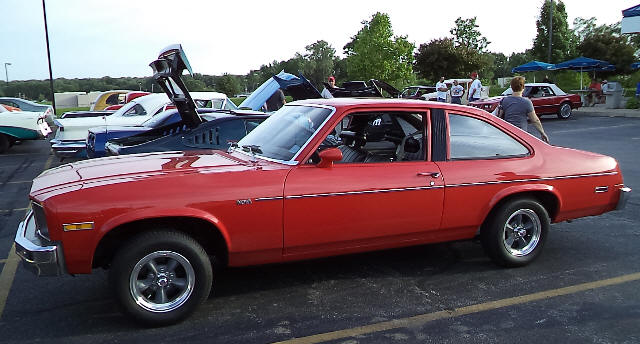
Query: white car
51 92 237 158
0 105 52 154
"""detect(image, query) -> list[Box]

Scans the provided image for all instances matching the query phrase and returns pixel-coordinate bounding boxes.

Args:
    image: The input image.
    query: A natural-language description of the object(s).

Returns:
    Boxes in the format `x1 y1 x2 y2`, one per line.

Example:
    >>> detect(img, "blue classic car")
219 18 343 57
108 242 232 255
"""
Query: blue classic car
104 110 267 156
87 108 220 158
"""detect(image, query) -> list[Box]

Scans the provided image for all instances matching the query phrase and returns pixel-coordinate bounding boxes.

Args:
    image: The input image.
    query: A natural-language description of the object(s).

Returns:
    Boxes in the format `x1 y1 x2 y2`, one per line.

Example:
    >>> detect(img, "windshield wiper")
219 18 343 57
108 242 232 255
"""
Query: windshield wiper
241 144 262 154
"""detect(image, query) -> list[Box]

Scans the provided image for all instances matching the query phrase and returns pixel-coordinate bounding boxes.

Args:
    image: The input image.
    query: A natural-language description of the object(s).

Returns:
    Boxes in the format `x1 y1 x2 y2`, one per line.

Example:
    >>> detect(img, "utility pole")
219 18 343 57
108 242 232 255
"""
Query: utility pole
548 0 554 63
3 62 10 84
42 0 56 114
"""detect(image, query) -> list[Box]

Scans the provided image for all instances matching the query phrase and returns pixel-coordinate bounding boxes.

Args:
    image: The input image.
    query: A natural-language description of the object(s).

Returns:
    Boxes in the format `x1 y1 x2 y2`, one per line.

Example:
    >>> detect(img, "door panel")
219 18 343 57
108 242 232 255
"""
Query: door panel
283 161 444 254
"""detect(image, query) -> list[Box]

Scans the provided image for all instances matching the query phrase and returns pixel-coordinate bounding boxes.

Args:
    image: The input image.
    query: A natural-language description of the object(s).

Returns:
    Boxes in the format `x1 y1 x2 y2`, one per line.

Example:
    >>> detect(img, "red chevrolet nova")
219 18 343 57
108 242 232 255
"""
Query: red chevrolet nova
15 47 630 326
469 83 582 119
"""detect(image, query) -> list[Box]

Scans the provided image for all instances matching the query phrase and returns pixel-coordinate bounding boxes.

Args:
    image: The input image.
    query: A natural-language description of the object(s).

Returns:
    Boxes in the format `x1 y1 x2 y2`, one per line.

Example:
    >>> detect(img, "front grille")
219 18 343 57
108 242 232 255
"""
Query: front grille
31 202 50 240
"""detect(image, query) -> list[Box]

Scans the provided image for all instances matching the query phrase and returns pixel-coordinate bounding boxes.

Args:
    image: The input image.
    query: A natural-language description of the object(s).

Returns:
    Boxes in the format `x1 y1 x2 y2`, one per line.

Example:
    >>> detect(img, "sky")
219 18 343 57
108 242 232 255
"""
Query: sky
0 0 637 81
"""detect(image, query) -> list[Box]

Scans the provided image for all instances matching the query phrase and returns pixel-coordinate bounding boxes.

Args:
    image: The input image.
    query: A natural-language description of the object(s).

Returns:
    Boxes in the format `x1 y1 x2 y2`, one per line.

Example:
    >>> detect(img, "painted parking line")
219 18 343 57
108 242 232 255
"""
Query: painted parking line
0 208 29 213
274 272 640 344
0 154 53 320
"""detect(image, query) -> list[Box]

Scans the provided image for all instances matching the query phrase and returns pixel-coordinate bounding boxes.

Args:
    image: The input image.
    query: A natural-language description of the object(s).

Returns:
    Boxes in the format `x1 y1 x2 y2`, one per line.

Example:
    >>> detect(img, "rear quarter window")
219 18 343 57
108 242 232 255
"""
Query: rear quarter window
448 114 529 160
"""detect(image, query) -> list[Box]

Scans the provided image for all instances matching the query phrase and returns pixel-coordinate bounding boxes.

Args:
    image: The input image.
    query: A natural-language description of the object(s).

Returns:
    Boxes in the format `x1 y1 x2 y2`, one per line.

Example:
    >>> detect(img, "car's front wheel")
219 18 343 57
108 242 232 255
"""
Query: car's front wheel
109 230 213 326
481 198 549 267
557 102 572 119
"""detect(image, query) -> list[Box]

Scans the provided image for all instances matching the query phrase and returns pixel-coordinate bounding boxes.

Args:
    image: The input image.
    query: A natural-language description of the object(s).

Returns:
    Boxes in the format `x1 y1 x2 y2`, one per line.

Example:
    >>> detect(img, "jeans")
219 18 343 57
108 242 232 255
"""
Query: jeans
437 98 447 102
451 96 462 104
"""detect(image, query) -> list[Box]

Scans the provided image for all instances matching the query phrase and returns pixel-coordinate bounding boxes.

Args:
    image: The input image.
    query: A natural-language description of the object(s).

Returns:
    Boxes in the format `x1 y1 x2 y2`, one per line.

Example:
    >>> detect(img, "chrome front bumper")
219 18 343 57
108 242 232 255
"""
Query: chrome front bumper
14 210 65 276
617 186 632 210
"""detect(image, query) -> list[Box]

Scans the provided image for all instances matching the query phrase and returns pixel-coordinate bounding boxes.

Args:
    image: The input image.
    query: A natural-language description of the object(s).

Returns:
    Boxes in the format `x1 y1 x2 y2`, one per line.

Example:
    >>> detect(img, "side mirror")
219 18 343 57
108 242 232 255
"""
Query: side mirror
317 147 342 168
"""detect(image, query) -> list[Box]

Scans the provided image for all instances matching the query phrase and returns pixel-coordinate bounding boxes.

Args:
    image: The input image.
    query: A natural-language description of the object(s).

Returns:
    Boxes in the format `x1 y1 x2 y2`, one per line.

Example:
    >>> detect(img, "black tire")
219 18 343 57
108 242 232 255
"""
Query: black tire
0 134 9 154
481 198 550 267
557 102 572 119
109 230 213 326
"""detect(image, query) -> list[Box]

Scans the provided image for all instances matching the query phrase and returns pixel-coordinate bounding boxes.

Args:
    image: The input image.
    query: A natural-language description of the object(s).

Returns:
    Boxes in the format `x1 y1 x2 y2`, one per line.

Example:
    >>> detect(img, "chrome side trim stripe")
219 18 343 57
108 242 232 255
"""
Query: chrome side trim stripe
254 185 445 201
253 172 617 202
445 172 618 188
286 186 445 199
254 196 284 202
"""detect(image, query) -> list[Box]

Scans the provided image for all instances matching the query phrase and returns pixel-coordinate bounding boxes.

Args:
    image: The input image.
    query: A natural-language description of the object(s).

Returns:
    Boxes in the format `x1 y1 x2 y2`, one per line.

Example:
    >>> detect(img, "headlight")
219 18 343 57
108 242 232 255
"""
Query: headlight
31 202 50 240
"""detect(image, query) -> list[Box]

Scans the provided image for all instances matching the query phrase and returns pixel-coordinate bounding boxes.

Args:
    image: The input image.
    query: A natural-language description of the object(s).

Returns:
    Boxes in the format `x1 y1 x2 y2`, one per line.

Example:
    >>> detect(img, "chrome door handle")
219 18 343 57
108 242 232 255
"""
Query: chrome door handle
417 172 440 178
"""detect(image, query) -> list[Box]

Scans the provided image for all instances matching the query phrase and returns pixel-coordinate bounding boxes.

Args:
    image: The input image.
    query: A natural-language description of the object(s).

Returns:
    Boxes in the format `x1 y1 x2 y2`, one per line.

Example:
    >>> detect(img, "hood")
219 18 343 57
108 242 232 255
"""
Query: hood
323 79 399 98
150 44 203 129
238 71 321 111
31 151 255 197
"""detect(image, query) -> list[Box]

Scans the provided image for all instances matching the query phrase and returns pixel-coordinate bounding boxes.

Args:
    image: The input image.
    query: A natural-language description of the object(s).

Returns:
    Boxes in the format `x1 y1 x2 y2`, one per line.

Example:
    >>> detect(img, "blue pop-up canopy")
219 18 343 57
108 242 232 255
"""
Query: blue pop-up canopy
512 61 554 73
553 57 612 89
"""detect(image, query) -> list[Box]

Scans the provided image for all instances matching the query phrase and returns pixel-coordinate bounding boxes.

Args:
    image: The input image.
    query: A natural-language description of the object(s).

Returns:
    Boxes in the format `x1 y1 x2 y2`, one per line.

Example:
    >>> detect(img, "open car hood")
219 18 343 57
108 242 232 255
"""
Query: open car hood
150 44 203 129
323 79 399 98
238 71 322 110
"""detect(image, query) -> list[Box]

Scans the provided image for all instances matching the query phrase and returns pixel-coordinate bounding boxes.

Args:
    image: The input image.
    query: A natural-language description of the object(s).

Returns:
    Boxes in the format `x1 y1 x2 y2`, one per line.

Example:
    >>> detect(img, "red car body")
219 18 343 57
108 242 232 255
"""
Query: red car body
22 97 627 270
470 83 581 119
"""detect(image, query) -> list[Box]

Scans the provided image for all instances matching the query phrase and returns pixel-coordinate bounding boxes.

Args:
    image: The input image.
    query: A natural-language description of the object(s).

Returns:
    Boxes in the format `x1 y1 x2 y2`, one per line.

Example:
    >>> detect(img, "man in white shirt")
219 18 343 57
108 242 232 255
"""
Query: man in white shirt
468 72 482 103
450 80 464 104
435 76 448 102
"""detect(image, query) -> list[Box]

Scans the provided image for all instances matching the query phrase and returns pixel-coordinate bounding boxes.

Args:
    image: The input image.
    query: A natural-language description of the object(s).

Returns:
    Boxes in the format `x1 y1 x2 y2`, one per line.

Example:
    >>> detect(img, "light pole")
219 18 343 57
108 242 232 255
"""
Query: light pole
4 62 11 84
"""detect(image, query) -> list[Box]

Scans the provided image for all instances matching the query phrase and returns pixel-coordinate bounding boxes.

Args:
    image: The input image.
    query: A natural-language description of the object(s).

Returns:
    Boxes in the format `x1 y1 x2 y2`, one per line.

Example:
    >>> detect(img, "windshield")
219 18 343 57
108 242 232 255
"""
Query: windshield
237 105 333 161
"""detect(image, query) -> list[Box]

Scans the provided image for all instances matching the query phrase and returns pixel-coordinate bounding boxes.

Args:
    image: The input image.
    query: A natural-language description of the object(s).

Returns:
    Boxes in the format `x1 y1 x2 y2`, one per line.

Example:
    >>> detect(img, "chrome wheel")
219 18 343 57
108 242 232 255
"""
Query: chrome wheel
502 209 541 257
129 250 195 313
558 103 572 119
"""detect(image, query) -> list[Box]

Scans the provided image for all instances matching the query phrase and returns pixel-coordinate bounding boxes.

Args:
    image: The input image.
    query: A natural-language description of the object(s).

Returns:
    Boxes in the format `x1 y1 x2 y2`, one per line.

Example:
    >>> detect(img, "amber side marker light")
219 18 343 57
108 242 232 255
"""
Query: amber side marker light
62 222 94 231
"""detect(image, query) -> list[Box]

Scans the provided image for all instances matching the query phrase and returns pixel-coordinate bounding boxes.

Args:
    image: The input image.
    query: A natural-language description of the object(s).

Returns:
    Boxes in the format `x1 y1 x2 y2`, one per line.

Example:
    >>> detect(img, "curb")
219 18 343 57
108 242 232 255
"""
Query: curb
574 108 640 119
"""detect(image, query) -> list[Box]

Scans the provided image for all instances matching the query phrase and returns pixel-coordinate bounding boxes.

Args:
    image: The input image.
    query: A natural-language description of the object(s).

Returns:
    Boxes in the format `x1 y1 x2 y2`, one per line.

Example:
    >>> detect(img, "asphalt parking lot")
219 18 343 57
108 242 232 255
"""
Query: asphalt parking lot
0 113 639 343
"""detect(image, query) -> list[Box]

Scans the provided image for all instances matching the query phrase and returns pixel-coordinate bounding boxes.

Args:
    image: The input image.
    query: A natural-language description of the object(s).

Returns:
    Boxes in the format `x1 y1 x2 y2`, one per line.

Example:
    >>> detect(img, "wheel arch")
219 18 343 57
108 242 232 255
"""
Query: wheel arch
93 216 229 270
483 186 561 230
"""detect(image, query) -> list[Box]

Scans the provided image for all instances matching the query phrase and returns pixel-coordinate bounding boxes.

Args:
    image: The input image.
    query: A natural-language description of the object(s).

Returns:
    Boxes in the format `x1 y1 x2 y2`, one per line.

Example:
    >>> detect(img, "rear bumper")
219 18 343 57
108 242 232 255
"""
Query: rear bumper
14 210 65 276
50 139 87 159
617 186 632 210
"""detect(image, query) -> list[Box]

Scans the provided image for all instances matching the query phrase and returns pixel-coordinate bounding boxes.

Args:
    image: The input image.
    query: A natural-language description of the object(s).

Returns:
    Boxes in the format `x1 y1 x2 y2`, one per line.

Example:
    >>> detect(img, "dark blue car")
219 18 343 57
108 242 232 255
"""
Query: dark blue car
103 109 267 156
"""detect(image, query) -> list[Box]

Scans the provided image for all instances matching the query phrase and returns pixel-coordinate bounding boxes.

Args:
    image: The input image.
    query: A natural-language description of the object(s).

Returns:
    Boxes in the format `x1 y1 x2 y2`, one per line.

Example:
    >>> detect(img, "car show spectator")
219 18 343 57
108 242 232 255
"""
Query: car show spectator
497 76 549 143
321 76 337 98
587 79 603 106
468 72 482 102
435 76 448 102
543 75 553 83
265 88 286 111
450 80 464 104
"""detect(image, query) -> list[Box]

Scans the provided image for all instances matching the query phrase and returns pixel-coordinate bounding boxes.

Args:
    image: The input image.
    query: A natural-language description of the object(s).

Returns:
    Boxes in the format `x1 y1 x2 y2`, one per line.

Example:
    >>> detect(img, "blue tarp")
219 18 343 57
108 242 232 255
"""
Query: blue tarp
511 61 554 73
623 4 640 18
632 62 640 70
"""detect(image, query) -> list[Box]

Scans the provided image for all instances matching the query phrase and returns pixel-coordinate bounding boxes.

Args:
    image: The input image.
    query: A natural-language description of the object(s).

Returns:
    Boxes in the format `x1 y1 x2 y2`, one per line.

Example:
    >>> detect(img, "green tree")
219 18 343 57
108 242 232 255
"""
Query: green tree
450 17 490 52
414 38 485 82
532 0 576 63
304 40 336 87
214 74 241 96
343 12 415 88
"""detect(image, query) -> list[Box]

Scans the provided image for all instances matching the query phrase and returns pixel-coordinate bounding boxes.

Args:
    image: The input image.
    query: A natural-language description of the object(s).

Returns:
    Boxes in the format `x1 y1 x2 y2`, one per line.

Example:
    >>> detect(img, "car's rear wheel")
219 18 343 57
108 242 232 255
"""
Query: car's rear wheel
557 103 572 119
109 230 213 326
481 198 549 267
0 134 10 154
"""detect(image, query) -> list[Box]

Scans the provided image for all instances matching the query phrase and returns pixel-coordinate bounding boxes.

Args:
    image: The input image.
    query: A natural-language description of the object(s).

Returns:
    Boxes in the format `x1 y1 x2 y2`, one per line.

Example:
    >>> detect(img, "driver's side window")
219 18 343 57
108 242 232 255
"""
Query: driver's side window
315 112 425 164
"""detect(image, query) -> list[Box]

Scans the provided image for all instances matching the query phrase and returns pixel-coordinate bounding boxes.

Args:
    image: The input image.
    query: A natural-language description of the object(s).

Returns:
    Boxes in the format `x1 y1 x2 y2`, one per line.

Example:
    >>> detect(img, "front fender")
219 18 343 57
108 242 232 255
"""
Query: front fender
98 207 231 250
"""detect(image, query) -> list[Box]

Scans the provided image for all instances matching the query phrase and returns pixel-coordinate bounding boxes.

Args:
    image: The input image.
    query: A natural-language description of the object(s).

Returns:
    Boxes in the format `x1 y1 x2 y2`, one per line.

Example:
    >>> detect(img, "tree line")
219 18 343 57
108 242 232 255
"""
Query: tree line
2 1 638 102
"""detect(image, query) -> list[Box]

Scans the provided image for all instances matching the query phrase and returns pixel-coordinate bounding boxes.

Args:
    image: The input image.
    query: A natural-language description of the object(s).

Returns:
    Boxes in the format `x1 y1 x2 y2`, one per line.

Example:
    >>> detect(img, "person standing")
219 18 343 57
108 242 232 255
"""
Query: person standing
497 76 549 143
435 76 448 102
265 88 286 112
468 72 482 103
450 80 464 104
321 76 337 98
